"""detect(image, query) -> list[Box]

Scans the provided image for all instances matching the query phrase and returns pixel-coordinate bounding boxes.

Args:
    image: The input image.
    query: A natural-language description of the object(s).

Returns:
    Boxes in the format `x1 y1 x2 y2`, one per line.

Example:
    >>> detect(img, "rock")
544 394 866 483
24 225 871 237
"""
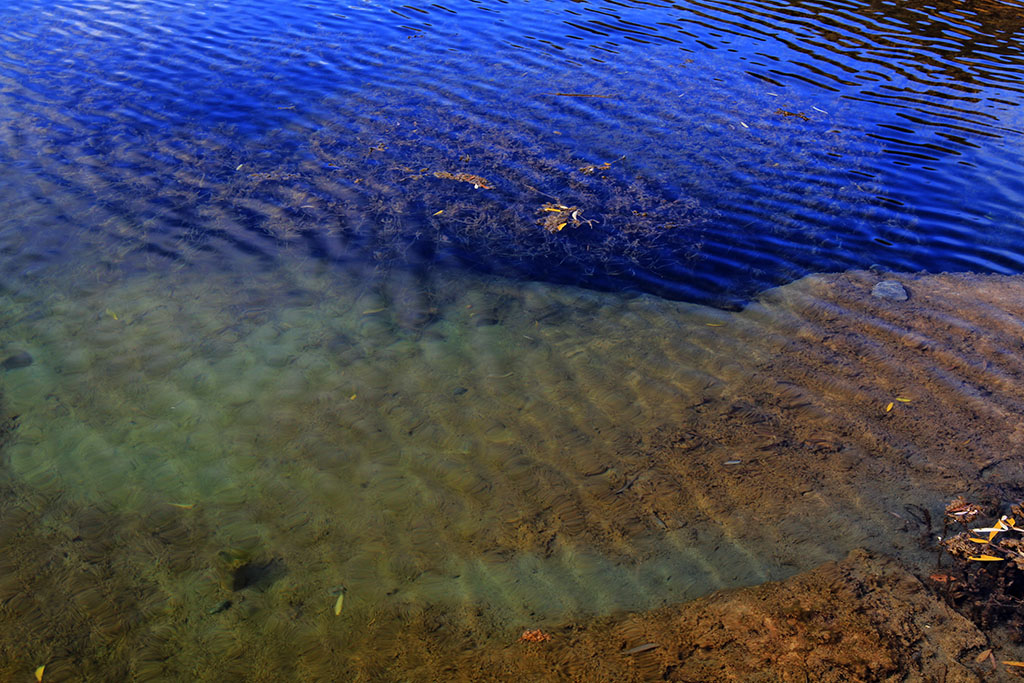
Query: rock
1 351 33 370
871 280 908 301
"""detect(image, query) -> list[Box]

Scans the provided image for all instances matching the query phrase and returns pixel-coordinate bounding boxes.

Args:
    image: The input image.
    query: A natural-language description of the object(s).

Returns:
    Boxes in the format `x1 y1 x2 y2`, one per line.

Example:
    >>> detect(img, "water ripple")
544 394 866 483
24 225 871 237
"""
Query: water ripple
1 0 1023 303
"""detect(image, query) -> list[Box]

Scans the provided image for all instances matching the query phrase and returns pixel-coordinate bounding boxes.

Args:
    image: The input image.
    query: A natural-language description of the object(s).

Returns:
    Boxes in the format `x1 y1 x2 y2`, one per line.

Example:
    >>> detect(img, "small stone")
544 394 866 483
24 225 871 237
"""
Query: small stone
871 281 908 301
1 351 33 370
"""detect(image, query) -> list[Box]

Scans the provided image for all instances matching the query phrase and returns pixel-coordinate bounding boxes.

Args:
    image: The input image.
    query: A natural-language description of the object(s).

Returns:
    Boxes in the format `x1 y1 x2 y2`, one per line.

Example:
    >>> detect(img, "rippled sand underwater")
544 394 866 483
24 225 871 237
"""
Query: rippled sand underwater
2 245 1022 679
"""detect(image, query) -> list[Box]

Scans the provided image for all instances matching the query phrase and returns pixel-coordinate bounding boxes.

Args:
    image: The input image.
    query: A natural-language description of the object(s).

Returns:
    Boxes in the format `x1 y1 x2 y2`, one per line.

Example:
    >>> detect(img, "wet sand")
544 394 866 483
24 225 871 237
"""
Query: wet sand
1 266 1023 680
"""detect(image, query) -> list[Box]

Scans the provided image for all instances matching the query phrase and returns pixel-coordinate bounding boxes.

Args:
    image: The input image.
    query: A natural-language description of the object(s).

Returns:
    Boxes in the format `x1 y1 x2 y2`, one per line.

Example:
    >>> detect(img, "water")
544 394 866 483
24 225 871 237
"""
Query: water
1 0 1023 679
3 0 1023 304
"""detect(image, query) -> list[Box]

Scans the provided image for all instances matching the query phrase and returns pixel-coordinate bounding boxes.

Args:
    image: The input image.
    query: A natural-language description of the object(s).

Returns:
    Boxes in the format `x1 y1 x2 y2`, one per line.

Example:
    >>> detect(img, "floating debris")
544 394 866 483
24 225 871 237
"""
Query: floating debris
537 203 589 233
432 171 493 190
579 155 623 175
775 108 810 121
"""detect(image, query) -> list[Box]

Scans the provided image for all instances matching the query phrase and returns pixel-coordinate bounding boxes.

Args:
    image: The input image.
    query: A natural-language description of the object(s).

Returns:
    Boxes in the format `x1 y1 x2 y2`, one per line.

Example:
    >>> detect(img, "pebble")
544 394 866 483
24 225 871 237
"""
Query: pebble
871 280 908 301
1 351 33 370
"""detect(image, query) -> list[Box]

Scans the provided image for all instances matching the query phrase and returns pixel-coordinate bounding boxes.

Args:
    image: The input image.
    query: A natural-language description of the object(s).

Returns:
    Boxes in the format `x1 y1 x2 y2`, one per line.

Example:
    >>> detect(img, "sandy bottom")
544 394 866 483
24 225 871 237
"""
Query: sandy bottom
1 256 1022 680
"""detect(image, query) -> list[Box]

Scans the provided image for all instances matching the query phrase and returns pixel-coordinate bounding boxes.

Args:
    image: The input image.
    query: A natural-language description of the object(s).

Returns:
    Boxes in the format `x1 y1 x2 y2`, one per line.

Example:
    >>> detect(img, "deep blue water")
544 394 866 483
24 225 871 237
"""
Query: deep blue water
1 0 1023 306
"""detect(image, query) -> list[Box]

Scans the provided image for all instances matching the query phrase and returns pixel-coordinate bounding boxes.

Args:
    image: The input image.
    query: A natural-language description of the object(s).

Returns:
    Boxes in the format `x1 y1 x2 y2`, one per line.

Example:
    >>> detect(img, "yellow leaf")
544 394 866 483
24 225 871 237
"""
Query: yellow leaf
885 402 894 412
895 397 911 403
105 308 118 321
543 207 563 212
432 209 444 216
705 323 724 327
556 223 566 231
968 555 1004 561
333 591 345 616
35 665 45 682
968 538 989 544
349 394 357 401
1003 661 1024 667
167 502 195 510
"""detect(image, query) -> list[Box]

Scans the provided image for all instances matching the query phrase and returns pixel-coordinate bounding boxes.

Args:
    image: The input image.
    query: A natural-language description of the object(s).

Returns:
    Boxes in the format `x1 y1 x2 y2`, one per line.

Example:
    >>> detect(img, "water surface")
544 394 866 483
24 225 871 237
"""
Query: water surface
2 0 1023 303
1 0 1023 679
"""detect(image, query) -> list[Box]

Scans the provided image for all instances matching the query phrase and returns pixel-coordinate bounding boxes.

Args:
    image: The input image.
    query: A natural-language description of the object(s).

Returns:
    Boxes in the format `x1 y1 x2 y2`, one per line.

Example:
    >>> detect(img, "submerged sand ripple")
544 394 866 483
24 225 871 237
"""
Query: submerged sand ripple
1 265 1022 679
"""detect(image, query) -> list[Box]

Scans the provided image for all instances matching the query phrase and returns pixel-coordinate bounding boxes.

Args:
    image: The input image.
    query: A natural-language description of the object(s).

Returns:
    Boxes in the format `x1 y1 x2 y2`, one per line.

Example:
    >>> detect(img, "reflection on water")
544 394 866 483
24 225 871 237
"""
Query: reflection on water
0 0 1023 679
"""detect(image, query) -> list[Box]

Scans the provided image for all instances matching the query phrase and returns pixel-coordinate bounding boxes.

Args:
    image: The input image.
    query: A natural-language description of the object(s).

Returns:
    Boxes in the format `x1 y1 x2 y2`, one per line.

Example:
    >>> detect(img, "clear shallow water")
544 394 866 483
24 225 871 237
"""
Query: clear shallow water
0 0 1023 679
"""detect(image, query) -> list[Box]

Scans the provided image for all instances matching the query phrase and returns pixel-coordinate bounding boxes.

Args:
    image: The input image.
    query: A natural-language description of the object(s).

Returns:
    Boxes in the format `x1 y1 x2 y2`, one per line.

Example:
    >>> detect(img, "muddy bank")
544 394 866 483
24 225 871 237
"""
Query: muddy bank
449 549 991 682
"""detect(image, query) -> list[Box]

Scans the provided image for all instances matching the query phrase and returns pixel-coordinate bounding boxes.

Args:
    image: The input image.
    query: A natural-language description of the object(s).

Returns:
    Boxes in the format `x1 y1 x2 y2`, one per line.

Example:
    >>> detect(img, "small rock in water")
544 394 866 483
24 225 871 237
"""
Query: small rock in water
1 351 33 370
871 280 908 301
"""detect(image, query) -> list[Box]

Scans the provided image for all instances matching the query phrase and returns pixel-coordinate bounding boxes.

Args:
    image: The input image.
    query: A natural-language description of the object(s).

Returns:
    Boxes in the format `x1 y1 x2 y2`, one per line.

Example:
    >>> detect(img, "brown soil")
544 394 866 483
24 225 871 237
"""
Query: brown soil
453 549 990 682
